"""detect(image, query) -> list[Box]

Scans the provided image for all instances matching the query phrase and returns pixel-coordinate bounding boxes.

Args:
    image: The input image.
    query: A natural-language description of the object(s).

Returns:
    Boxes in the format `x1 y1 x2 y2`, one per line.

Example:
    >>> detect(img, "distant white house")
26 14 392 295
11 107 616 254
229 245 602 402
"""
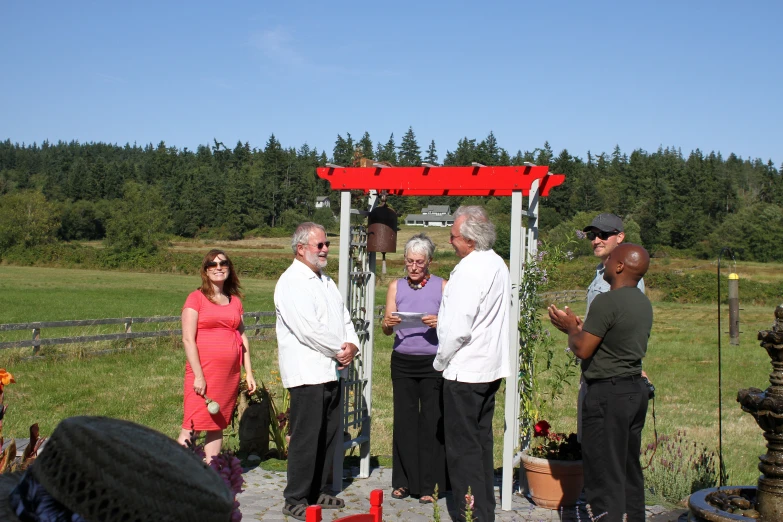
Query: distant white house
421 205 450 216
404 205 454 227
315 196 331 209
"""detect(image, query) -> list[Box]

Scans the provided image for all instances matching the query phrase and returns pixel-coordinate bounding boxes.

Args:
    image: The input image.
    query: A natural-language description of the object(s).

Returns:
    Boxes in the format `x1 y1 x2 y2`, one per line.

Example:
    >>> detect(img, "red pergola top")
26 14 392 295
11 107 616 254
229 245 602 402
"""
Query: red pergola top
316 165 565 197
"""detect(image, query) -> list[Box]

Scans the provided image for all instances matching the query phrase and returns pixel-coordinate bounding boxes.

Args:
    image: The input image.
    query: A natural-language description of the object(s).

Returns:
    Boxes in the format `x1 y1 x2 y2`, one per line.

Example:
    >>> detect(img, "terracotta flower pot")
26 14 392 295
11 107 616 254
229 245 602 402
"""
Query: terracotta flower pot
521 451 584 509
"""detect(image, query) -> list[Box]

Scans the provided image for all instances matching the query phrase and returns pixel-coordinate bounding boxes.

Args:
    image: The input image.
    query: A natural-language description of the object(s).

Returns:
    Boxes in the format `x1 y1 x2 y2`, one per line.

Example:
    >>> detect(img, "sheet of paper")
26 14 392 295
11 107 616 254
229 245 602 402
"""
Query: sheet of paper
392 312 426 331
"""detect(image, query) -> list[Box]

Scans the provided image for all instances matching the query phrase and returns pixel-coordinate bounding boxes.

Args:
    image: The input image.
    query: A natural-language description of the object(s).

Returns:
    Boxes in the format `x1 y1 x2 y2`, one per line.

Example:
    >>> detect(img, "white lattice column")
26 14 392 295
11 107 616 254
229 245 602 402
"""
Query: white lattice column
333 190 352 491
502 189 525 509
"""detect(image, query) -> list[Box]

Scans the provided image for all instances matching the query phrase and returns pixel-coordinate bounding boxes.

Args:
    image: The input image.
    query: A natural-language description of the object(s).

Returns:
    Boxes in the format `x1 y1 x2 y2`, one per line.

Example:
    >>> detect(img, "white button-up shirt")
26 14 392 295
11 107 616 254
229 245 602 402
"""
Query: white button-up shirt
275 259 360 388
434 249 511 383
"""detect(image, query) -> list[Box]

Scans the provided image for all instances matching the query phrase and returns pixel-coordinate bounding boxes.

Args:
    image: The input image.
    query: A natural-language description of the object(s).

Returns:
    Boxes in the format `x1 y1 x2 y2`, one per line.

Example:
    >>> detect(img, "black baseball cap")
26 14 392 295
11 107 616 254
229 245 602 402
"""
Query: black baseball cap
583 213 624 233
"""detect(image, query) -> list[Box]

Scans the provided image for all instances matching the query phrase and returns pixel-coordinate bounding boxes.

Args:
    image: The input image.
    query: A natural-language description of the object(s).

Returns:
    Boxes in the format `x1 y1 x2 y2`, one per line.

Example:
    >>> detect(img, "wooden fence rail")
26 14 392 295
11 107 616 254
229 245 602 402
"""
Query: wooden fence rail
0 312 276 354
370 291 584 319
538 289 585 305
0 291 584 355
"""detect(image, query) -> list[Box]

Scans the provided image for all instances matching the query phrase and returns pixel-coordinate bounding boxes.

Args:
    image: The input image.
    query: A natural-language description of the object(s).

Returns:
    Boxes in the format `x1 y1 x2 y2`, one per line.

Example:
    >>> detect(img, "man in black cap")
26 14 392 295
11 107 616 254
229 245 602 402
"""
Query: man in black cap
583 215 646 439
552 213 646 442
583 213 645 314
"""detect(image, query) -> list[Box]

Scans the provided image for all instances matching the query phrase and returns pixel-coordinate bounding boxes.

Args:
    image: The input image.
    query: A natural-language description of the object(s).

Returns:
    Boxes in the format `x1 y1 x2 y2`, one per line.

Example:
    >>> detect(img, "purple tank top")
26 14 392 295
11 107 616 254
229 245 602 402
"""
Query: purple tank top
393 275 444 355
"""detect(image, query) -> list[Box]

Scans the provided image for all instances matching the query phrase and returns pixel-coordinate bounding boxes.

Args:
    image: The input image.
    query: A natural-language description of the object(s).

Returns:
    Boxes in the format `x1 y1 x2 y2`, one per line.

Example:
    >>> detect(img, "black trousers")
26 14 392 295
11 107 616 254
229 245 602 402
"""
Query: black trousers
392 374 446 497
443 379 501 522
284 381 341 506
582 376 648 522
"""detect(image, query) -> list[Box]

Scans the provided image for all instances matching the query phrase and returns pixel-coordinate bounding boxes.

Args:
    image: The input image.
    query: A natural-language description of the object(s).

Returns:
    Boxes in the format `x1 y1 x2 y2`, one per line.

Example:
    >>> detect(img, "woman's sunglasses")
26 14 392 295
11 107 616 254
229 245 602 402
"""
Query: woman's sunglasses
205 260 230 269
586 230 618 241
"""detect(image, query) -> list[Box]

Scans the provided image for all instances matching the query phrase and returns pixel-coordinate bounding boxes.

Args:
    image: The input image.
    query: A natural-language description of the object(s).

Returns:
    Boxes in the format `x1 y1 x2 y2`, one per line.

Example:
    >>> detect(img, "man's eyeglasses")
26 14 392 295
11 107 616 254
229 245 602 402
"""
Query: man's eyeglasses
310 241 330 250
586 230 618 241
404 258 427 268
205 260 230 269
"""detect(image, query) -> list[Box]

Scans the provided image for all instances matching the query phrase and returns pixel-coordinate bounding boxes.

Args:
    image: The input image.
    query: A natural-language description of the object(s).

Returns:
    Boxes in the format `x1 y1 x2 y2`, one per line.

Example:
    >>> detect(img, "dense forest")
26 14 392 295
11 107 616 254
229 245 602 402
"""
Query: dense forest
1 128 781 262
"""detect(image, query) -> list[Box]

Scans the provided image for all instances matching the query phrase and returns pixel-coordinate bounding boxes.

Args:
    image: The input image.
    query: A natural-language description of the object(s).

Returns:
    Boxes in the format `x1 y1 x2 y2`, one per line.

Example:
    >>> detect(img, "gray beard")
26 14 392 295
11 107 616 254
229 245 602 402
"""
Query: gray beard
305 251 327 270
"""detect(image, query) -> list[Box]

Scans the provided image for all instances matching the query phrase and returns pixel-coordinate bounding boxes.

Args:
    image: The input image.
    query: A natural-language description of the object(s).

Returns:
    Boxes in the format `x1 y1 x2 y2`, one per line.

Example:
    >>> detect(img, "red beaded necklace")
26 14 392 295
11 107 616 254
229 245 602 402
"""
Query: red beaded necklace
407 273 431 290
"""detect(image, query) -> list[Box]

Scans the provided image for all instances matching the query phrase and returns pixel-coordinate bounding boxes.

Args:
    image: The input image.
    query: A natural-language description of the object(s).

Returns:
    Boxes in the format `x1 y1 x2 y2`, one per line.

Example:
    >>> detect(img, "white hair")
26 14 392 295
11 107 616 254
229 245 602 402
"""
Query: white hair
453 206 496 251
291 222 326 254
404 233 435 260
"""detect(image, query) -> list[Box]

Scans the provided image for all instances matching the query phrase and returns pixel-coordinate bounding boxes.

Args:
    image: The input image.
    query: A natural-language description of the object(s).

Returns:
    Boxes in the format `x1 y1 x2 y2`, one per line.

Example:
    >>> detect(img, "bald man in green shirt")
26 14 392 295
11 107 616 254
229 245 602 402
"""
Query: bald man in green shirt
548 244 653 522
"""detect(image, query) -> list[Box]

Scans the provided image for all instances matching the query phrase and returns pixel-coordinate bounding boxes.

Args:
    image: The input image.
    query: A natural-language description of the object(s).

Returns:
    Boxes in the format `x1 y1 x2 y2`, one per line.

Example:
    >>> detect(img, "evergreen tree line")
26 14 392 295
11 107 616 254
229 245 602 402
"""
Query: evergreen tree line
1 127 781 261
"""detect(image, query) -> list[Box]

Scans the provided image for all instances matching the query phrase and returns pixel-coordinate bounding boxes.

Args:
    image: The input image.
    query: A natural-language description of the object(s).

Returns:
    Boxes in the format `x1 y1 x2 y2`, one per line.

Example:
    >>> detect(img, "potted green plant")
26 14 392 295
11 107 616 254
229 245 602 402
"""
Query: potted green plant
517 238 582 509
520 420 583 509
518 240 580 439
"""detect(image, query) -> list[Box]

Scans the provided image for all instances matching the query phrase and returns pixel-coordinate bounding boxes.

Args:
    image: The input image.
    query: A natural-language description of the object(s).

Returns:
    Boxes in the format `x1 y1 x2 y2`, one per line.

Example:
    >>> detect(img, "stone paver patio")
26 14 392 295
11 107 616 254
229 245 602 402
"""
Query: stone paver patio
238 465 682 521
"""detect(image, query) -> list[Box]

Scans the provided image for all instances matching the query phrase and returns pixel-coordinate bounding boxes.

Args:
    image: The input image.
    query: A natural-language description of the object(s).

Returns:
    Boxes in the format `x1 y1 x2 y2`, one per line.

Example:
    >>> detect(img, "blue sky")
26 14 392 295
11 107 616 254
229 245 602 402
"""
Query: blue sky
2 1 781 164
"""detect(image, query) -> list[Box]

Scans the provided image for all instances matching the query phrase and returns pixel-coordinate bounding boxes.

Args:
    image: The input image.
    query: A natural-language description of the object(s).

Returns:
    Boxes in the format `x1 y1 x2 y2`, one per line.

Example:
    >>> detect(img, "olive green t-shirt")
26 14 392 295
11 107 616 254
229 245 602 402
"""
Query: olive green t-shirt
580 286 653 381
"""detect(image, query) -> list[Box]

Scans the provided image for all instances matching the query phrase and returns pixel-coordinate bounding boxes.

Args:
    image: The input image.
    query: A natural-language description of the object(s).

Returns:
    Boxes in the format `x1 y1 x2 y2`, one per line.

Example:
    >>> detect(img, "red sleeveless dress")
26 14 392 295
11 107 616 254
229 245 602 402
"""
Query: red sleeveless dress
181 290 243 431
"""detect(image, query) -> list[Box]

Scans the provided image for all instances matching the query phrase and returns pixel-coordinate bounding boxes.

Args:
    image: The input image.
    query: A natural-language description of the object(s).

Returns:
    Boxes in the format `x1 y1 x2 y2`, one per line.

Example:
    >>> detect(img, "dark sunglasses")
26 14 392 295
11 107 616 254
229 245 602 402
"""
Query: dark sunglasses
312 241 330 250
205 260 230 269
586 230 618 241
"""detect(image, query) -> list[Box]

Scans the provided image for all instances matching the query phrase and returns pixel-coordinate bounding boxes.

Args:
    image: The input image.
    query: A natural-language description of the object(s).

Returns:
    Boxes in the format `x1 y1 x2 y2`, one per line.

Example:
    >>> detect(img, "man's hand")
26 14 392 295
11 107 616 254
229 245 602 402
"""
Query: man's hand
548 305 582 334
336 342 359 369
549 304 602 359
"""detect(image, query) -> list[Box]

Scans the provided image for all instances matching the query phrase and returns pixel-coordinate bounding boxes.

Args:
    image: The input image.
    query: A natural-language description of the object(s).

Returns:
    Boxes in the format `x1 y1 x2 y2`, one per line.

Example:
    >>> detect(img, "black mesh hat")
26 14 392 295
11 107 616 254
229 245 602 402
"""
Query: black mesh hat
583 213 624 233
0 416 233 522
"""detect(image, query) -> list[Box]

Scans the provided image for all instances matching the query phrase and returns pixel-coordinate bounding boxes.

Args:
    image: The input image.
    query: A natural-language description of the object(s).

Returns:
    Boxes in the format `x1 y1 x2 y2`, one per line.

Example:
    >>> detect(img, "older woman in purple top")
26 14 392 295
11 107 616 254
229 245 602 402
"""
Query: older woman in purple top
382 233 448 504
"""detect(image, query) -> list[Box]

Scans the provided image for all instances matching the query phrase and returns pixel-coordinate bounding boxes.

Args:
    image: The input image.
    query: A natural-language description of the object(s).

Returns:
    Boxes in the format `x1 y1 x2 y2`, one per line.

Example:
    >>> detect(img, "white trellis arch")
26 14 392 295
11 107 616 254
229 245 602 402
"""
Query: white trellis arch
317 164 565 510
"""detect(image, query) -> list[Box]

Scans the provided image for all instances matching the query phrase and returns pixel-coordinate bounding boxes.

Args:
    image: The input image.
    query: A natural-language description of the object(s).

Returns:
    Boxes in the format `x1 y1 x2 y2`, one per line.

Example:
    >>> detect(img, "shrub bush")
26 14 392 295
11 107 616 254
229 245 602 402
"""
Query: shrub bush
644 271 783 305
57 199 108 241
642 430 718 504
278 209 308 231
704 203 783 262
2 243 100 267
104 181 171 254
244 226 294 239
196 225 236 241
312 207 337 232
0 191 60 252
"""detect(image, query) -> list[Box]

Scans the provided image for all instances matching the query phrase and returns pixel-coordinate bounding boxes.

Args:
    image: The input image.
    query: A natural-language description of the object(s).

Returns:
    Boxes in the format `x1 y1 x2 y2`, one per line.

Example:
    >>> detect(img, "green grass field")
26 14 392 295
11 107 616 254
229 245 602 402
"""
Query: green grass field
0 262 776 489
0 266 276 321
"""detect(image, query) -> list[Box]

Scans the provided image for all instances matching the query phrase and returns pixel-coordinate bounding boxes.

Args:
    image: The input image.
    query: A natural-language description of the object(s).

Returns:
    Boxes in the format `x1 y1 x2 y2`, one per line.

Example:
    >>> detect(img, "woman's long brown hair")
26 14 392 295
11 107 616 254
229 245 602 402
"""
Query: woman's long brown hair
199 249 244 301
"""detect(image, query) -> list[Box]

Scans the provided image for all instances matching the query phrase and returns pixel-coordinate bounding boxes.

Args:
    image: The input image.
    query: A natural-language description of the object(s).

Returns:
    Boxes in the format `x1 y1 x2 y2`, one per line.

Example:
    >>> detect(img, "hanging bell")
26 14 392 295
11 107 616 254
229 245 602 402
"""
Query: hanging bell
367 203 397 253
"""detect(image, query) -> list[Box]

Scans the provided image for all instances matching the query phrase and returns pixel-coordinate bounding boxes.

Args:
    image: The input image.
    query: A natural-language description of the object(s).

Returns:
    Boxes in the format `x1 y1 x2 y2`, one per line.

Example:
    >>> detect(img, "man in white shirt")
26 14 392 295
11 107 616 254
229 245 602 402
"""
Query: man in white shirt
275 222 360 521
435 206 510 522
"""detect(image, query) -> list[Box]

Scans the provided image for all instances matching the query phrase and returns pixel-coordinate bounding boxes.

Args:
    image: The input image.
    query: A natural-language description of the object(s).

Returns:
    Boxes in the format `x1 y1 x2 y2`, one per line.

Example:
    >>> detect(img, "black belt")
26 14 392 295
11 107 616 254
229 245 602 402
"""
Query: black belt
585 374 641 386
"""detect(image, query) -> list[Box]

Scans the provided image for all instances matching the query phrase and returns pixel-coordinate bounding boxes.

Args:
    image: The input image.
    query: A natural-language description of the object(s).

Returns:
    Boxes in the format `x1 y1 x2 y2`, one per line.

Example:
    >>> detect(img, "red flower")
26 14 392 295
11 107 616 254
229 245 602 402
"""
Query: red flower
528 421 582 460
534 420 551 437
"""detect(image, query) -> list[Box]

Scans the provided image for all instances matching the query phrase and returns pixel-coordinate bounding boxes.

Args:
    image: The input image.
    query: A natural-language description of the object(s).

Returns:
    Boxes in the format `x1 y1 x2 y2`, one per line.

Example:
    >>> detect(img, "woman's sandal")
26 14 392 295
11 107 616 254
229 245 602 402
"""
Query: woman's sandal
391 487 410 500
316 493 345 509
419 495 435 504
282 503 308 521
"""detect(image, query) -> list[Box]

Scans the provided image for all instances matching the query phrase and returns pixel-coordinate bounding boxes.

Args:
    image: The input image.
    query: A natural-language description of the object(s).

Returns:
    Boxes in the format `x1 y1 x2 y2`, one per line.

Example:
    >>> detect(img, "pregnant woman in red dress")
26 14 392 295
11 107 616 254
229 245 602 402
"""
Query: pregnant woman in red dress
176 249 257 462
